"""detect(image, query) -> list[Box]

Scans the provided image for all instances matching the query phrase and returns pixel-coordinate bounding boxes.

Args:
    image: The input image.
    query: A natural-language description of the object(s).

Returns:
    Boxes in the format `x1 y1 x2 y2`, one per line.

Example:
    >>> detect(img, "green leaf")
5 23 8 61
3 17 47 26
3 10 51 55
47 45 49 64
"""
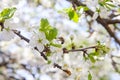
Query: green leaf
46 28 58 41
72 11 79 22
0 7 16 22
99 0 115 10
83 7 89 11
39 18 58 41
65 7 79 22
47 60 52 64
77 6 89 11
68 10 74 20
105 2 115 10
88 72 92 80
96 41 110 55
90 52 99 56
99 2 105 6
83 54 89 61
39 18 51 32
50 42 62 48
106 2 115 8
88 54 96 63
46 52 51 57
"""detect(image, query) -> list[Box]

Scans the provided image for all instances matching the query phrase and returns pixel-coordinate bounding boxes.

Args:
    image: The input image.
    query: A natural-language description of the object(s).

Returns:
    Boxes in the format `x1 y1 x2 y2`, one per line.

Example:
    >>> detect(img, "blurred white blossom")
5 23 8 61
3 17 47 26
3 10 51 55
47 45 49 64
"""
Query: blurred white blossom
29 31 48 52
0 29 15 41
86 0 99 12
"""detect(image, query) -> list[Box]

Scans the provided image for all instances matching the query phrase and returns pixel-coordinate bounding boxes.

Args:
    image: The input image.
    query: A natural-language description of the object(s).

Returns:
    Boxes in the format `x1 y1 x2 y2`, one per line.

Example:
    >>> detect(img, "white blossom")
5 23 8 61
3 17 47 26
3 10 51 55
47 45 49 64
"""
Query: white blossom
86 0 99 12
99 7 110 18
92 12 99 20
92 7 110 19
0 29 15 41
29 31 48 52
112 0 120 5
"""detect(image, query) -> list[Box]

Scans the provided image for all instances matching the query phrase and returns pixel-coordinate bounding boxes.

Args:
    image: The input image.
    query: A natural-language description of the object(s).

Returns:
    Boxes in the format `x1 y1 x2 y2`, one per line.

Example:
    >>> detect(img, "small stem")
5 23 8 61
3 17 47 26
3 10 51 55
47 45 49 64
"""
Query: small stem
54 63 62 69
54 63 71 75
0 22 4 31
12 30 29 42
66 46 96 53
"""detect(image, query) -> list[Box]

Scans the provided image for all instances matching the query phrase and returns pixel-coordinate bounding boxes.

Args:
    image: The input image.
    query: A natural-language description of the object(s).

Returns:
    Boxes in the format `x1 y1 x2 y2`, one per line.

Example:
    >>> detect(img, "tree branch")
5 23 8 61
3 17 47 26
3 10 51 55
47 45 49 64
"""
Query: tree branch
13 30 72 75
105 19 120 24
12 29 48 60
65 46 96 53
12 30 30 42
67 0 120 45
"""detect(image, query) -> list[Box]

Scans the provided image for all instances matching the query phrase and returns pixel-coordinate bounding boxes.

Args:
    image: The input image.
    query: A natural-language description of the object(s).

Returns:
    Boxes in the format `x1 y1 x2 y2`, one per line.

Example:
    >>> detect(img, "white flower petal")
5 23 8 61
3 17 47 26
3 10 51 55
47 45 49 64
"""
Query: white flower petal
38 31 46 39
29 36 38 48
37 44 44 52
92 12 98 20
0 30 15 41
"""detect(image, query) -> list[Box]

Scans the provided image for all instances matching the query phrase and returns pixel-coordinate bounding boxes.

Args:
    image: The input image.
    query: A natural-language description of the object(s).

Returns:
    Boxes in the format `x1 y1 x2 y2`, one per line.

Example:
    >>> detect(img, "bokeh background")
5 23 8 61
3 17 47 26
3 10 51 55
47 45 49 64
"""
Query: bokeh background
0 0 120 80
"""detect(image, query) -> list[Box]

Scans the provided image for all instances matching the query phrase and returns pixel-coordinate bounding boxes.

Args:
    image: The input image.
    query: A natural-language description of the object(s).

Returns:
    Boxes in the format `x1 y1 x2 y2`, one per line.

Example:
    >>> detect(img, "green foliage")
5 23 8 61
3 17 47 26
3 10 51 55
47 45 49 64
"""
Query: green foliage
96 41 110 55
46 52 51 57
47 60 52 64
64 7 79 22
39 18 58 41
83 41 109 63
46 28 58 41
88 72 92 80
62 6 89 23
50 42 61 48
39 18 61 48
98 0 115 10
83 54 88 61
83 52 96 63
77 6 89 11
0 7 16 22
39 18 52 31
88 54 96 63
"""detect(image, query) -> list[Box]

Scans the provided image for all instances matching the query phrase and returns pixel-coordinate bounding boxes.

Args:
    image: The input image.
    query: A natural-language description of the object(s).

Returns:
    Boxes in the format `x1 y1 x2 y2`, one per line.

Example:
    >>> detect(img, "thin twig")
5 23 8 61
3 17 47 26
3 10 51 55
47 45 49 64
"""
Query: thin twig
67 46 96 53
12 29 48 60
12 30 29 42
0 22 4 31
54 63 71 75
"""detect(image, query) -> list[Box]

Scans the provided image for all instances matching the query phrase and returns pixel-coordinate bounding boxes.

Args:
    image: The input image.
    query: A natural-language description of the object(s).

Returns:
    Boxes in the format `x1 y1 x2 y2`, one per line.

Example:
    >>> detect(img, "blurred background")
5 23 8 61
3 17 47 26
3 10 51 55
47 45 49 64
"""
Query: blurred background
0 0 120 80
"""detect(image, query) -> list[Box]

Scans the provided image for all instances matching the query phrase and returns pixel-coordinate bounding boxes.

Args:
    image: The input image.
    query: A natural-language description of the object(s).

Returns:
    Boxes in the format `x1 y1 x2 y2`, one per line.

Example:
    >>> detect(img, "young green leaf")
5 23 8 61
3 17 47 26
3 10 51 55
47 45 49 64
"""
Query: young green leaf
99 0 115 10
88 72 92 80
46 52 51 57
50 42 61 48
90 52 99 56
47 60 52 64
77 6 89 11
39 18 58 41
71 11 79 23
68 9 74 20
39 18 51 32
64 7 79 22
96 41 110 55
88 54 96 63
0 7 16 22
83 53 89 61
46 28 58 41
